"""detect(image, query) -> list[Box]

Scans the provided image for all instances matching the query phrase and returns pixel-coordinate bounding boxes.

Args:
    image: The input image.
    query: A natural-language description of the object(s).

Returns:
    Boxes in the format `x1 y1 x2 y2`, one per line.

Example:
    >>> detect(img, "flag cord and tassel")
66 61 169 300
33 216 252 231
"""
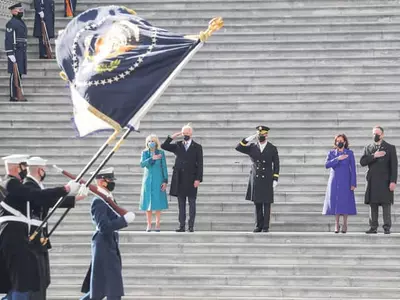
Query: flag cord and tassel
29 130 119 242
43 127 133 243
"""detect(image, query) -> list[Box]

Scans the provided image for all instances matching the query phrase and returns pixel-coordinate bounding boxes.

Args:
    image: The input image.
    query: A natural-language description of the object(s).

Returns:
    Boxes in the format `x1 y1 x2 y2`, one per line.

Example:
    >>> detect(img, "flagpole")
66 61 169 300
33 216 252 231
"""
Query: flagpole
29 130 119 242
44 127 133 241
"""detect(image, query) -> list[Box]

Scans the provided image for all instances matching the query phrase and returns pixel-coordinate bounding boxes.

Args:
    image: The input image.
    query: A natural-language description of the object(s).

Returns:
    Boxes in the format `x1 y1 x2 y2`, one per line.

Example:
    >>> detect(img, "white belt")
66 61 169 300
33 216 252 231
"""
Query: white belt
0 202 47 228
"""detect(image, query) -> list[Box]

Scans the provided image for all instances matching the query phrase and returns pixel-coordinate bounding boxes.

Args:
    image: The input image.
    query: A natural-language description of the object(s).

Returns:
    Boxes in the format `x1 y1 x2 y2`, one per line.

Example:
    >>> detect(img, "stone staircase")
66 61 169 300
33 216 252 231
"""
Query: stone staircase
1 0 400 298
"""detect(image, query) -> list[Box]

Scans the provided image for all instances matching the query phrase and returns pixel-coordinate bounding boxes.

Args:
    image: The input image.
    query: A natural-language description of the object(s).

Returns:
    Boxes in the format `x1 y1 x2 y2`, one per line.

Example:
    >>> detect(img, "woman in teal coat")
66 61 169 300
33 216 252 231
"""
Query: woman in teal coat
140 134 169 232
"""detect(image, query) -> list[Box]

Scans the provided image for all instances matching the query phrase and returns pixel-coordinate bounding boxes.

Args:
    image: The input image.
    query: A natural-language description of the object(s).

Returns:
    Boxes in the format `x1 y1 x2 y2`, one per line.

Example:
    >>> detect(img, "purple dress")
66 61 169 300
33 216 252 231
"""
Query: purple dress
323 148 357 215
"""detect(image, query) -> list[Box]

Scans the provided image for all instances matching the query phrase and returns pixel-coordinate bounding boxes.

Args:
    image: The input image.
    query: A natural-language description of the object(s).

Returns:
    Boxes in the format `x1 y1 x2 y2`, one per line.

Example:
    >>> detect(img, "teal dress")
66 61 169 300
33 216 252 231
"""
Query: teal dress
139 149 169 211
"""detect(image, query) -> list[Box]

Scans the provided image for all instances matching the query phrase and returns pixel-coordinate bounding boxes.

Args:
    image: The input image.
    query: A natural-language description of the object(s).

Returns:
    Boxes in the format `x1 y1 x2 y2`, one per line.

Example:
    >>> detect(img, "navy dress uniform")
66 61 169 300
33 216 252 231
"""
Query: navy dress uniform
4 3 28 102
235 126 280 232
33 0 55 59
0 155 80 300
81 168 135 300
23 157 77 300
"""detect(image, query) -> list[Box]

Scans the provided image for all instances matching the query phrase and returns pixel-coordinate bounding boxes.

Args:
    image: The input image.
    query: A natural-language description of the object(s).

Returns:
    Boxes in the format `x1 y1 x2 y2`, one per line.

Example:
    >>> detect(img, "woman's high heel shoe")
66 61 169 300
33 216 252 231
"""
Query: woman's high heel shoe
334 225 340 234
341 225 347 234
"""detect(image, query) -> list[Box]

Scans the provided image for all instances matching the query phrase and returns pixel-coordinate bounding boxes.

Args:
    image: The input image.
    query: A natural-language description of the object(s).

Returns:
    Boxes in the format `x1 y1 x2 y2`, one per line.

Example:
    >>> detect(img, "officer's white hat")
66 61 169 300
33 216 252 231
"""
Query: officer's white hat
91 167 116 180
26 156 47 166
1 154 30 164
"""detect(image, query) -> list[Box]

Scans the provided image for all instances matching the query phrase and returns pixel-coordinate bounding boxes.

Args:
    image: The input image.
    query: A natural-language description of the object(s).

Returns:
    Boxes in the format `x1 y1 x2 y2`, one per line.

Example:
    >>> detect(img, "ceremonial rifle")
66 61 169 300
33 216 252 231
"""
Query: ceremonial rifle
65 0 74 17
40 18 53 59
12 31 25 101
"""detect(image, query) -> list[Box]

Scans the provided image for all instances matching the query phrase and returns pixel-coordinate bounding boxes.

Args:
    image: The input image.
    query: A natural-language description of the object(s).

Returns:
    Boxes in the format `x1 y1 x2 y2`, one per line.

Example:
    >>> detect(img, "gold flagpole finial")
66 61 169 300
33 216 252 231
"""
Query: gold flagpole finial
199 17 224 42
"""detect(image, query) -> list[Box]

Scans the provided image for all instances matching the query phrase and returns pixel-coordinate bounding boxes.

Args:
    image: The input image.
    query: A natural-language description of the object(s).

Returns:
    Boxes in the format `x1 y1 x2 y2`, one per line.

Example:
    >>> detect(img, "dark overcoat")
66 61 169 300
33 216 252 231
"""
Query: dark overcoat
235 140 280 204
81 197 128 299
5 16 28 74
360 140 398 205
161 136 203 198
0 176 67 293
23 176 75 296
33 0 55 38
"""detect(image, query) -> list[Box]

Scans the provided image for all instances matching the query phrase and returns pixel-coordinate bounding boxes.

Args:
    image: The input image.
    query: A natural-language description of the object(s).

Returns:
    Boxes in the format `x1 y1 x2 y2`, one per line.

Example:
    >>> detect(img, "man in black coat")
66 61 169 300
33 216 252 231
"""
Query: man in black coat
161 124 203 232
235 126 280 233
0 154 82 300
360 126 398 234
4 2 28 102
33 0 55 59
23 157 87 300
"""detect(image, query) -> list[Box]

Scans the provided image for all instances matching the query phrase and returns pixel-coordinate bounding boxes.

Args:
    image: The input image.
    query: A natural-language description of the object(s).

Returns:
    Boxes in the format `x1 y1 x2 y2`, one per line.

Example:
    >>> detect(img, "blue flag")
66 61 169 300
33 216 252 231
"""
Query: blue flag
55 5 213 137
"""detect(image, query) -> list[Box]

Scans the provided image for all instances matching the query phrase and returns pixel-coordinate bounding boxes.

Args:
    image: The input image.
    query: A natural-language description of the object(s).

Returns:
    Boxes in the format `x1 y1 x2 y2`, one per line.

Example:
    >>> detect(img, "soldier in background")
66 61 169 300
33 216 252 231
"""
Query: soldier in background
235 126 280 233
4 2 27 102
33 0 55 59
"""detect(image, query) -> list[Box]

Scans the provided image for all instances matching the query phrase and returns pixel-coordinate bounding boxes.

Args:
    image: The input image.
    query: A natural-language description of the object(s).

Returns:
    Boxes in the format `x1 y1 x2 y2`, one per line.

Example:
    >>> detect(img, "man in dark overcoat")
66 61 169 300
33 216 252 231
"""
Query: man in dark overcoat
81 168 136 300
235 126 280 233
33 0 55 59
0 154 81 300
4 2 28 102
360 126 398 234
23 156 87 300
161 123 204 232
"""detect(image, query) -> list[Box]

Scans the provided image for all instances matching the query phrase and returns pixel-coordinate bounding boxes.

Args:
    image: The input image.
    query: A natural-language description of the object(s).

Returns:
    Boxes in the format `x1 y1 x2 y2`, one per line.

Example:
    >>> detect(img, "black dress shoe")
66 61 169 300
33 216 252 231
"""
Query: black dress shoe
384 229 391 234
175 227 185 232
365 228 377 234
253 228 262 233
262 228 269 232
9 97 17 102
188 228 194 233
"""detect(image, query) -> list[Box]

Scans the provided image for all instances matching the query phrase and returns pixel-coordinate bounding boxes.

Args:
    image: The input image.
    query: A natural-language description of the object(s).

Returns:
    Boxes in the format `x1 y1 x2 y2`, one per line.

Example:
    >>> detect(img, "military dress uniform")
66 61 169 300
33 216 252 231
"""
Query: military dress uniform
81 168 135 300
4 3 28 102
0 155 71 300
235 126 280 232
33 0 55 59
23 157 77 300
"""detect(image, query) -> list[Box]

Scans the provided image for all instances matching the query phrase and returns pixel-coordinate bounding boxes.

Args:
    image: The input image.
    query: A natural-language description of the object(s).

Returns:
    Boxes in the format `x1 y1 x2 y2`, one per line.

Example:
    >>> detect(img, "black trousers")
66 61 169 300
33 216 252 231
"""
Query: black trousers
255 203 271 230
9 73 23 99
177 196 196 229
369 203 392 230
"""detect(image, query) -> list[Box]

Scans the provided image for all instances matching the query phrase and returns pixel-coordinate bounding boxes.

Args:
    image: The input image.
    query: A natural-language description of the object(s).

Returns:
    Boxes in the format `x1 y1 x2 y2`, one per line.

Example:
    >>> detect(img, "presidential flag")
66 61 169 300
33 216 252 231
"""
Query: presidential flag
55 5 223 137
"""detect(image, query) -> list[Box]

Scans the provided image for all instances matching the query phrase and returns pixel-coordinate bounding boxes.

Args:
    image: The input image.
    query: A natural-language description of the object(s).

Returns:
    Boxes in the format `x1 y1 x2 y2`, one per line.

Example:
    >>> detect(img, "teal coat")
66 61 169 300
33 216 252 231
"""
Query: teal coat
139 149 169 211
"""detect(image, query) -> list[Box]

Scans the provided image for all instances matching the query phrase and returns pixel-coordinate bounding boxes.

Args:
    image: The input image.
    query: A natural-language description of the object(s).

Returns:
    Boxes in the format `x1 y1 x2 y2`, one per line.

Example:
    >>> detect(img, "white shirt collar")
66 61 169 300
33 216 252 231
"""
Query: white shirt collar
258 141 268 152
184 139 192 148
27 174 44 189
97 186 114 200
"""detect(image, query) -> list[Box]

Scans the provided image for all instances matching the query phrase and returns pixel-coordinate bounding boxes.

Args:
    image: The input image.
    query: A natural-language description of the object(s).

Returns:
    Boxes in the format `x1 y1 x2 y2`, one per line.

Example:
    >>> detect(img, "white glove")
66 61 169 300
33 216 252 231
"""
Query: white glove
245 133 258 142
123 212 136 224
77 185 89 197
66 180 80 196
38 11 44 18
8 55 16 63
273 181 278 189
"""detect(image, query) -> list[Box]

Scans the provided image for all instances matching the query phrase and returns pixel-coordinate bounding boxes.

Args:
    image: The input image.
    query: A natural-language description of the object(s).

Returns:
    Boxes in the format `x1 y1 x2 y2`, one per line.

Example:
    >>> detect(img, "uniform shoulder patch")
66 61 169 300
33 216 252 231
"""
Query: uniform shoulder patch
6 28 13 33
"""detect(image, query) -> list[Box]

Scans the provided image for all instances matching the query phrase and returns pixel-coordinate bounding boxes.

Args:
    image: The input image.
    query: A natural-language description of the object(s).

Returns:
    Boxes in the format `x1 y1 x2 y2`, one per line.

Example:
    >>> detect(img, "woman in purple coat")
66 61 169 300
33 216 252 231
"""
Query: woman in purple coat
323 134 357 233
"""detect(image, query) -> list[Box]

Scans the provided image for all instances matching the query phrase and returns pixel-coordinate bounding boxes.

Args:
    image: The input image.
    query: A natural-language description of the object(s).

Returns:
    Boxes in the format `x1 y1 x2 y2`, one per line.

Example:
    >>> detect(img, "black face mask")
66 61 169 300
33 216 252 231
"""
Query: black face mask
258 135 266 143
336 142 344 149
18 164 27 180
106 181 115 192
183 135 191 141
374 134 381 143
15 12 23 18
39 169 46 182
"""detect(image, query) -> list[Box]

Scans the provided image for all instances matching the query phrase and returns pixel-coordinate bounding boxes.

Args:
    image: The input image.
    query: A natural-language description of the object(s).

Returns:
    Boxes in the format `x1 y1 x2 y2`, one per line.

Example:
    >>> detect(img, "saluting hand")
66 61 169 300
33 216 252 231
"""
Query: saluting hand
171 132 182 139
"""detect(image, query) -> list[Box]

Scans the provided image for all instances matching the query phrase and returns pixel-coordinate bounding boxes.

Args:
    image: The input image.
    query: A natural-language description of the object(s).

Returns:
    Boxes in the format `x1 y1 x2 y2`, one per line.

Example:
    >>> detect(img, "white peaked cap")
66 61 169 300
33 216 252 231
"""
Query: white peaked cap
26 156 48 166
2 154 30 164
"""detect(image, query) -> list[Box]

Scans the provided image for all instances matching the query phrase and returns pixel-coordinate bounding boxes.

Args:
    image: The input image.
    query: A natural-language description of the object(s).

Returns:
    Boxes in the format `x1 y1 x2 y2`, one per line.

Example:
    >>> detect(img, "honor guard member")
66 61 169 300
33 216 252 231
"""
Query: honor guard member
4 3 28 102
24 157 88 300
235 126 280 233
0 154 82 300
33 0 55 59
81 168 136 300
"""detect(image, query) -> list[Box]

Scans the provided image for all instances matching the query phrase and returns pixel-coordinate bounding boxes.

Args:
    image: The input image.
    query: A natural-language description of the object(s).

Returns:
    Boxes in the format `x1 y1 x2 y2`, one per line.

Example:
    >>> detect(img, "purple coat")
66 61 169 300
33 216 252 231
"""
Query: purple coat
323 148 357 215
